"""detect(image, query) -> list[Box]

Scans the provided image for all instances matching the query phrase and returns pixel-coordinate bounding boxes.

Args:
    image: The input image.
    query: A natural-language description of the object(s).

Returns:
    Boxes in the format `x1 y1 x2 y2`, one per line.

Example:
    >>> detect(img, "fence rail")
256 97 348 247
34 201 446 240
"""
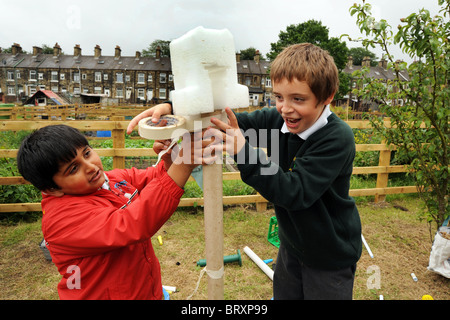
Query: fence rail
0 115 418 214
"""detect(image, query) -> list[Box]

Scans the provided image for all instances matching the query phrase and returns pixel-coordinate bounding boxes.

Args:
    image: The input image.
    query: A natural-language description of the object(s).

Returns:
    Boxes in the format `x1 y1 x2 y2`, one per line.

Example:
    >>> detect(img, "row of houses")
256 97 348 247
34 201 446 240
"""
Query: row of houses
0 42 408 109
0 43 271 106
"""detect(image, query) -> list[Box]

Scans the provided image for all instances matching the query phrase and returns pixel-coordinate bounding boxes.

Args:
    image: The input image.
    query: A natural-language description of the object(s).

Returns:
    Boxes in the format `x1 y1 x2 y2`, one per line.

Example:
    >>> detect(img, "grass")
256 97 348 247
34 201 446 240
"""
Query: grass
0 194 448 300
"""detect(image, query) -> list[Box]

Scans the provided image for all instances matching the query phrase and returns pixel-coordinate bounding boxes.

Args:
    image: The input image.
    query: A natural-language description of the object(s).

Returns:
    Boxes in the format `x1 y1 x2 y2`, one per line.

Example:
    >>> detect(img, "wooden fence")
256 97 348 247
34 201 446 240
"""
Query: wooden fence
0 104 148 120
0 113 418 214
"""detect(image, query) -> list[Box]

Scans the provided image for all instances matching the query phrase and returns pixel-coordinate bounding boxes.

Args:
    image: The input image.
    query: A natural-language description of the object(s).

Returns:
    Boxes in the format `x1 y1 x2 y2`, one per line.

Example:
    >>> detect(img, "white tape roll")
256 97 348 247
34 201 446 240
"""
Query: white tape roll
138 115 186 140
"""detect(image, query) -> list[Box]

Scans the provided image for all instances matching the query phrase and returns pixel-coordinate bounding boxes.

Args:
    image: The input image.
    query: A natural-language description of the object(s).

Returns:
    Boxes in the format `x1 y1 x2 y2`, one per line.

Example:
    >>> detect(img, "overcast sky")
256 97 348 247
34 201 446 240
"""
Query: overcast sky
0 0 443 63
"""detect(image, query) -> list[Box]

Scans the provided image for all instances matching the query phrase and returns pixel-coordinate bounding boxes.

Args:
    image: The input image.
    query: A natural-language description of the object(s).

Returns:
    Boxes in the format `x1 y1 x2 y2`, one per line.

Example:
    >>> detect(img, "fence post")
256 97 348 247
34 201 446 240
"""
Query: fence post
11 107 17 120
375 140 391 202
111 116 125 169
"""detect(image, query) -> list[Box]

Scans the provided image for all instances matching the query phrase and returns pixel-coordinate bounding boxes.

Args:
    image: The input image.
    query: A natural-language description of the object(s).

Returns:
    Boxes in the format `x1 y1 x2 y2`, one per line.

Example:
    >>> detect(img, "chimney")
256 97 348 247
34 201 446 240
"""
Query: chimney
11 43 22 55
115 45 121 60
236 52 241 63
53 43 61 57
94 45 101 58
362 56 371 67
135 51 141 60
254 50 260 64
32 46 42 57
155 46 161 60
74 44 82 57
346 55 353 69
378 57 387 69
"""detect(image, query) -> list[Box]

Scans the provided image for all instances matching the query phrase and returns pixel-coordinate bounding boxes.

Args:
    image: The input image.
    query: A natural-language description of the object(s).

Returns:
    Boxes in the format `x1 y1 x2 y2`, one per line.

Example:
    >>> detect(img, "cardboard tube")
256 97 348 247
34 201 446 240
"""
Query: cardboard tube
203 163 224 299
243 246 274 281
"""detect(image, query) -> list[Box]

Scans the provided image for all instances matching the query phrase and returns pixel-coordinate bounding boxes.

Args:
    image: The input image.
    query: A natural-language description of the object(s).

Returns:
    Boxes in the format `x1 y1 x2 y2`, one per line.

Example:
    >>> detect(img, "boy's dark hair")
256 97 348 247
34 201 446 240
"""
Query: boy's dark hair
17 125 89 191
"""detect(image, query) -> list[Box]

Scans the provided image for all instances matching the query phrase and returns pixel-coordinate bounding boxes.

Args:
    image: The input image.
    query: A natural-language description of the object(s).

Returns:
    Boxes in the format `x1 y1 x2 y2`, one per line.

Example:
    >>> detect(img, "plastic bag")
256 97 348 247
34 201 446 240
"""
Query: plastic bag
427 226 450 278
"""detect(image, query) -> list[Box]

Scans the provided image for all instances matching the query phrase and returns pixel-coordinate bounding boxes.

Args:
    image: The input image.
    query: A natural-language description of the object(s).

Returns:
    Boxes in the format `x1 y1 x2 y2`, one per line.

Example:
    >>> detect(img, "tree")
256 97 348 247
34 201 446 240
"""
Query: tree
349 47 378 66
41 44 54 54
268 20 350 99
239 47 265 60
142 40 170 58
349 0 449 230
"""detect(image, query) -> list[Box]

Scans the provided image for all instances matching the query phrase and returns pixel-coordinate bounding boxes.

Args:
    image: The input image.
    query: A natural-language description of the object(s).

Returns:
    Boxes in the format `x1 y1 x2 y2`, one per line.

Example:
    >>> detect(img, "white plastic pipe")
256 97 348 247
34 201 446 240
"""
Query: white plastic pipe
243 246 274 281
361 234 374 258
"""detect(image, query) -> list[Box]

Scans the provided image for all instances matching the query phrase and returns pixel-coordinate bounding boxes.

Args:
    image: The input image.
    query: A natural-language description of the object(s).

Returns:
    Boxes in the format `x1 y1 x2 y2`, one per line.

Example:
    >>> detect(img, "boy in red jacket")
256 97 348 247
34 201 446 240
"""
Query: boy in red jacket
17 124 211 299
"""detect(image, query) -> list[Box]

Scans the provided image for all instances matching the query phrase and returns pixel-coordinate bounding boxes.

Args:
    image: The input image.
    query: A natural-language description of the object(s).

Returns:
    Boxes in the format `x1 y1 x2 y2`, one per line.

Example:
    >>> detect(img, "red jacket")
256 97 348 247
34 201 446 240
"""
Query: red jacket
41 162 184 300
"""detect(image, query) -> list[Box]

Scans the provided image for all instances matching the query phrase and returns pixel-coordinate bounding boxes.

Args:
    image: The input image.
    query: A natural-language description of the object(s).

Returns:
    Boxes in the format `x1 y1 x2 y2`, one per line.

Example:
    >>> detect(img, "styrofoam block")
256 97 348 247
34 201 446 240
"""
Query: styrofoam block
170 26 249 116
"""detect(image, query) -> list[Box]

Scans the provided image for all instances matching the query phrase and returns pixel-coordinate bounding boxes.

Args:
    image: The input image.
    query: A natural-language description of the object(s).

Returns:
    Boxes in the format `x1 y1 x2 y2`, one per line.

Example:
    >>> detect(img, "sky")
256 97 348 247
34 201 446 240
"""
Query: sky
0 0 444 64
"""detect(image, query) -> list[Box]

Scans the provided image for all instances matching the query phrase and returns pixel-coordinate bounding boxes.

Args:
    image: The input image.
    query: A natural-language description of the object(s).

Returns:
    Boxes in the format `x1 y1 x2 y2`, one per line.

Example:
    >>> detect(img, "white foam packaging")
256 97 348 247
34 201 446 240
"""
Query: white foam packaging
169 26 249 116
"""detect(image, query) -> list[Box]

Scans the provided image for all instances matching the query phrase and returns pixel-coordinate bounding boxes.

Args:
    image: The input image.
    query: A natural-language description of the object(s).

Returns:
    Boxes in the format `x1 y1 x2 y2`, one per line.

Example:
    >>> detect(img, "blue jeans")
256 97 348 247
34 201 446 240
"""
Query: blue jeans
273 244 356 300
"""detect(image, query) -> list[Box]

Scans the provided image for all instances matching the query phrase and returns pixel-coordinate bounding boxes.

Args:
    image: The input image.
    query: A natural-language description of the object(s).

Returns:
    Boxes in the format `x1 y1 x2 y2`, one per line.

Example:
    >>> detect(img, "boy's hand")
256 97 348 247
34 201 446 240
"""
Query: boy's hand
126 102 172 134
153 139 174 170
175 131 220 167
209 107 246 156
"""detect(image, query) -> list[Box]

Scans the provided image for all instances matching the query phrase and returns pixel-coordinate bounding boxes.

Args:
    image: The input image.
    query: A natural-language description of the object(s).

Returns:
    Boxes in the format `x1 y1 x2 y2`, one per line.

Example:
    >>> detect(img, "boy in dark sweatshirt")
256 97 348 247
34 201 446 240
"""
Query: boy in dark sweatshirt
127 43 362 300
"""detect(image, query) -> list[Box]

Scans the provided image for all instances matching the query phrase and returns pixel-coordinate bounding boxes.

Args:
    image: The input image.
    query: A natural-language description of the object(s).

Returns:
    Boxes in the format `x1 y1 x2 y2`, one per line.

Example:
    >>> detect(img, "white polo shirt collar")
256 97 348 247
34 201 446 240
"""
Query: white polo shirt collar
281 105 332 140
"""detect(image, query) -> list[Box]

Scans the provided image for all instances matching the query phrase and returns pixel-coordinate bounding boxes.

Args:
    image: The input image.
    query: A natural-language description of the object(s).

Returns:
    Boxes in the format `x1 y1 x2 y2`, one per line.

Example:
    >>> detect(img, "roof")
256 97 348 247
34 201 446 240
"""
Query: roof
24 89 70 105
0 52 172 72
343 64 410 81
237 59 270 75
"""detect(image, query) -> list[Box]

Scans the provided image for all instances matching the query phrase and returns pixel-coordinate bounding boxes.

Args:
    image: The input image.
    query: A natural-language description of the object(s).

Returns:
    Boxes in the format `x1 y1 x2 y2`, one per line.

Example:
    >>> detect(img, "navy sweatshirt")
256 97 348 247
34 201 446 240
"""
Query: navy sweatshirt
235 107 362 270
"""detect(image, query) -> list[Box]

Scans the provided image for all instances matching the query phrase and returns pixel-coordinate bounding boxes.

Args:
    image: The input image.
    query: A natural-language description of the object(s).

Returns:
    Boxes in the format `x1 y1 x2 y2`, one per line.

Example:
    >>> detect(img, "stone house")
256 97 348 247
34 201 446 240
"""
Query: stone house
0 43 271 107
236 50 272 107
0 43 173 105
341 55 410 112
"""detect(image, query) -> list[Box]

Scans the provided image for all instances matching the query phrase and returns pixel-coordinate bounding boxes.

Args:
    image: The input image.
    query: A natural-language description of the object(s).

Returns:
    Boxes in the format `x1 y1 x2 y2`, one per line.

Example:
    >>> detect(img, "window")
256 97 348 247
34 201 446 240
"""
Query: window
95 72 101 82
29 70 36 80
169 74 173 82
159 88 166 99
16 71 20 79
137 88 145 99
60 73 65 80
74 72 80 82
82 74 87 80
7 86 15 95
160 73 166 83
51 71 58 81
116 87 123 97
245 76 251 86
51 86 58 92
116 73 123 83
103 74 108 81
265 78 272 87
125 74 130 82
38 73 44 80
138 73 145 84
74 87 80 94
148 74 153 82
7 71 14 81
94 87 102 94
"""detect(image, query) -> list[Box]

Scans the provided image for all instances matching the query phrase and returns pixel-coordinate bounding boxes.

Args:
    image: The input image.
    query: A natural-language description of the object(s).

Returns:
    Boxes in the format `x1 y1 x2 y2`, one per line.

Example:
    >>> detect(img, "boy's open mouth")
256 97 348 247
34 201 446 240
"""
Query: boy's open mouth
285 118 300 127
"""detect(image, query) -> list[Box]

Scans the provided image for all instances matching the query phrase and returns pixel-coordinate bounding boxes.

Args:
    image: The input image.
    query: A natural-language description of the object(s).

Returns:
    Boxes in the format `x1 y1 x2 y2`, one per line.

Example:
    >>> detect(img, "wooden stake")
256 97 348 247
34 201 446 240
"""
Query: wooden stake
202 162 224 299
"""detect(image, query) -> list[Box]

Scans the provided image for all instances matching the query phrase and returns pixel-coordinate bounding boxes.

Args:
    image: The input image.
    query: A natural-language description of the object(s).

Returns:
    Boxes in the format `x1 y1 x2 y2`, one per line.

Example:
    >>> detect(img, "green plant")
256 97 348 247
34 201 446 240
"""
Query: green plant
348 0 449 229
